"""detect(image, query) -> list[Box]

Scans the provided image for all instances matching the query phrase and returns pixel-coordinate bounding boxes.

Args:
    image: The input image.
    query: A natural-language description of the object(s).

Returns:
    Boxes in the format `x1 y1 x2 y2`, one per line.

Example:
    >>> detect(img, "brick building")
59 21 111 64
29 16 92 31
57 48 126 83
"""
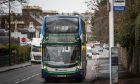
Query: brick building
9 6 58 39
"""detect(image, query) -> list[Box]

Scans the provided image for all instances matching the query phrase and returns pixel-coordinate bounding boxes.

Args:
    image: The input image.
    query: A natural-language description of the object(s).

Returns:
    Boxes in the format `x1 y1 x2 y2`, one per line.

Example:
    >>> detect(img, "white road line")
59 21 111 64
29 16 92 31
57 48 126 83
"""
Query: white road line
15 73 41 84
15 81 19 84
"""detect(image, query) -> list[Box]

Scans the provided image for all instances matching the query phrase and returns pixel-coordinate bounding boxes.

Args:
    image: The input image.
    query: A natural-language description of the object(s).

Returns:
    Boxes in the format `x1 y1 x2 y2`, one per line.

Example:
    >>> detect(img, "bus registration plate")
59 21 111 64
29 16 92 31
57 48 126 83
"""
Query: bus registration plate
57 75 66 77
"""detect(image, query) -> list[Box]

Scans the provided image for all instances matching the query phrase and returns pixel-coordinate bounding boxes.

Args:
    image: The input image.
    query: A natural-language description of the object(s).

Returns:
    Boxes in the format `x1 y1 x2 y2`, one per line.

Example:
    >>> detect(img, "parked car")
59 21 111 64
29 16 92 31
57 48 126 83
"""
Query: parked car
92 43 103 55
103 43 109 50
92 48 99 55
98 46 103 52
86 46 92 58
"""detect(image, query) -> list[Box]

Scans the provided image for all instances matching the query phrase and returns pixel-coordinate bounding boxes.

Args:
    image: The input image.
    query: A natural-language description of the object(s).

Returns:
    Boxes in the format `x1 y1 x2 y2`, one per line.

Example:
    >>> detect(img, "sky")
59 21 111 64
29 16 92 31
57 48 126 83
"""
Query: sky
29 0 89 13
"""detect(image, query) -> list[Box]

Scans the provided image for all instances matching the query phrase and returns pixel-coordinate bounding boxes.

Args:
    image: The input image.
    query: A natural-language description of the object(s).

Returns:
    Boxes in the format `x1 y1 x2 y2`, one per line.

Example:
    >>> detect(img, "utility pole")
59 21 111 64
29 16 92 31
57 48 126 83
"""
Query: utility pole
109 0 114 84
8 0 11 66
108 0 114 84
109 0 114 48
35 14 36 38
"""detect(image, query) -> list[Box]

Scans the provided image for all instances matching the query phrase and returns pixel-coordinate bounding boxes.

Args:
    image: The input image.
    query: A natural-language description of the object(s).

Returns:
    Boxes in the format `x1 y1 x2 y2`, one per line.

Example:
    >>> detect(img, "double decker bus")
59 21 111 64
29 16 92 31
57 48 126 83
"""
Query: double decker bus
41 15 86 81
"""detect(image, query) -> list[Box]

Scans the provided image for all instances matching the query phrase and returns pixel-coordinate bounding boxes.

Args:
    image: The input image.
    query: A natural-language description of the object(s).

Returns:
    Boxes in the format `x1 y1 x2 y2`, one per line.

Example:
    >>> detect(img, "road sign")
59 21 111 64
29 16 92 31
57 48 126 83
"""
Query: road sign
114 6 125 11
22 37 26 42
113 0 125 11
20 34 27 46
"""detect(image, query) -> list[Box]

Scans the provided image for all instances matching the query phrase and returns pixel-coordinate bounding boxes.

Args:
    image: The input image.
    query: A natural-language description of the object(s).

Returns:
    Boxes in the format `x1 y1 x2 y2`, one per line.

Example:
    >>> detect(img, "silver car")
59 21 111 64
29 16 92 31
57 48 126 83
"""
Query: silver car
86 46 92 58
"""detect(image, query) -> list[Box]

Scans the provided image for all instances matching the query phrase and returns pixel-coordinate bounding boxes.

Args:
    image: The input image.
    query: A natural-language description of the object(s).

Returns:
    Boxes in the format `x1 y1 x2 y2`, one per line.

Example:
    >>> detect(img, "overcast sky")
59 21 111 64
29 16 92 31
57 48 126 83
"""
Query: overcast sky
29 0 89 13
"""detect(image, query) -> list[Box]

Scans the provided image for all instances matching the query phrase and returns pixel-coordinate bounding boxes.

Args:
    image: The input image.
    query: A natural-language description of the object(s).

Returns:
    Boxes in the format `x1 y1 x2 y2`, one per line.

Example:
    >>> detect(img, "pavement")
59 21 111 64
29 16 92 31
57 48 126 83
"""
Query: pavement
92 71 140 84
0 61 31 73
86 48 140 84
91 55 140 84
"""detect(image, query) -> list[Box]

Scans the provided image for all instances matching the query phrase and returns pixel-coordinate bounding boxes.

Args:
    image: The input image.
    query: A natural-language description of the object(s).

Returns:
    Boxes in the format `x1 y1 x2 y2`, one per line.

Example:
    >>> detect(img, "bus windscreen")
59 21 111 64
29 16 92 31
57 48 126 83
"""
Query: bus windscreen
43 45 81 67
46 17 78 33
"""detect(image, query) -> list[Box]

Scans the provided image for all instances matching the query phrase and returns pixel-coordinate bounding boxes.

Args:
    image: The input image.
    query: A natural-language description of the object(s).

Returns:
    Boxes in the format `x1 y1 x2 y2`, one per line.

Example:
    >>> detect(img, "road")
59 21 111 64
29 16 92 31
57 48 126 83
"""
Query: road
0 65 42 84
0 49 110 84
0 64 92 84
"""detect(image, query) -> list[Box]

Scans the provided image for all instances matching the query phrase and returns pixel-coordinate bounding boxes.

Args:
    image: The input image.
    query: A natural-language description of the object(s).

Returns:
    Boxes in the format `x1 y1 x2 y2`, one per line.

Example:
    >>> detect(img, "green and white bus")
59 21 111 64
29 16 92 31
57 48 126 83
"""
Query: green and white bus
40 15 86 81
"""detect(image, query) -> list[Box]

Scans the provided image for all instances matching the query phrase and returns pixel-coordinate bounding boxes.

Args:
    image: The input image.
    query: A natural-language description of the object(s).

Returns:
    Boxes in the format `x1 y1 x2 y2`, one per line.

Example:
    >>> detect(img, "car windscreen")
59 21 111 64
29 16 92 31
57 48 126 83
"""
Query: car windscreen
32 46 41 52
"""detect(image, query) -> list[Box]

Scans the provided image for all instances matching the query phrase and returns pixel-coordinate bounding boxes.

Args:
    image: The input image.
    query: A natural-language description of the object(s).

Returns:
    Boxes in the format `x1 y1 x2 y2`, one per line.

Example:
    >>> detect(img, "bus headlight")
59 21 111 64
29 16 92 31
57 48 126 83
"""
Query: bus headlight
46 36 48 40
77 66 81 69
43 65 47 69
76 38 80 40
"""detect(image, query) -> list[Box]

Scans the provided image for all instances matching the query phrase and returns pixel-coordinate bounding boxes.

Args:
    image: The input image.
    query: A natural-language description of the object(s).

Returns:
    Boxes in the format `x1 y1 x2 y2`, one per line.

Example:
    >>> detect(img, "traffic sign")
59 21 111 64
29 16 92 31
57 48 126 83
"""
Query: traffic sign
114 6 125 11
113 0 125 11
22 37 26 42
20 34 27 46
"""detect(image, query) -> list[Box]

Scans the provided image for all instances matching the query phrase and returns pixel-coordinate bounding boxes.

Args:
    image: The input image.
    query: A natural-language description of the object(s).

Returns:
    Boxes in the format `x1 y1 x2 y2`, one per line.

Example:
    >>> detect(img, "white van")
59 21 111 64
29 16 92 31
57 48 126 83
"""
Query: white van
30 38 42 63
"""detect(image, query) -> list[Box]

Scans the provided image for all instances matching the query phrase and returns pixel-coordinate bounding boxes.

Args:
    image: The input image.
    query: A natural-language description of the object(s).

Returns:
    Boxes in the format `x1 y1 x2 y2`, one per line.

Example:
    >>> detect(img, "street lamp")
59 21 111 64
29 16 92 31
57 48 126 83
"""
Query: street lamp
35 13 36 38
8 0 11 65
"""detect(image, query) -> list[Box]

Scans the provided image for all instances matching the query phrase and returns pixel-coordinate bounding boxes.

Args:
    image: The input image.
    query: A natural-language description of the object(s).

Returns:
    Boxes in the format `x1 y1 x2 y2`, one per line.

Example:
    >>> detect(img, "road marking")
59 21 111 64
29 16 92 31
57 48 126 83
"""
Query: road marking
15 81 19 84
15 73 41 84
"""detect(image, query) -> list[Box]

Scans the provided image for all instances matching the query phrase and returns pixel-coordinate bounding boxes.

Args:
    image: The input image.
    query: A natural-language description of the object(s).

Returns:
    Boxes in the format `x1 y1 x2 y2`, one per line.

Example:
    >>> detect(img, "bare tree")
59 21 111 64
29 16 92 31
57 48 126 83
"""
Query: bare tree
0 0 28 13
85 0 109 43
85 0 104 11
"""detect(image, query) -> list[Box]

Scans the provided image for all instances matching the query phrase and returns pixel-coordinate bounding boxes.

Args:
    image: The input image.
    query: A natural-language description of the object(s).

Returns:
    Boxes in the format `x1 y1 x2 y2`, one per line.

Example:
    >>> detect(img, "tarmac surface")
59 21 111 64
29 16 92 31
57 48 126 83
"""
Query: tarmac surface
0 62 31 73
0 61 139 84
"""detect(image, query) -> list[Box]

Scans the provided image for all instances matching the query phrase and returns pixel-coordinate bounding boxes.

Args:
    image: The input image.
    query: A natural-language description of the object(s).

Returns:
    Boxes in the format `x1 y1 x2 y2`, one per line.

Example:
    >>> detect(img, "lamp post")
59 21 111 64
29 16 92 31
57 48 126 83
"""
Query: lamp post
34 14 36 38
8 0 11 65
108 0 114 84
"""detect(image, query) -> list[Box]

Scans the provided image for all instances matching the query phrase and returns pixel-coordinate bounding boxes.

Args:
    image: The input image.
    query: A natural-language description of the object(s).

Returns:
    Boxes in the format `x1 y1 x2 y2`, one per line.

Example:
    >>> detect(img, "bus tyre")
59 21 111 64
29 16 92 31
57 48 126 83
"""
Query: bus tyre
75 75 84 82
75 78 83 82
44 78 49 82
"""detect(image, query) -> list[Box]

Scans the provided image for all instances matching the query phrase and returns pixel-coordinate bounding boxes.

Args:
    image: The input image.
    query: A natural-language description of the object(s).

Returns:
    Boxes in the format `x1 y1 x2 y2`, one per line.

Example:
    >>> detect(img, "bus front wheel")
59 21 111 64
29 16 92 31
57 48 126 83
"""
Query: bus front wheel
44 78 49 82
75 78 83 82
